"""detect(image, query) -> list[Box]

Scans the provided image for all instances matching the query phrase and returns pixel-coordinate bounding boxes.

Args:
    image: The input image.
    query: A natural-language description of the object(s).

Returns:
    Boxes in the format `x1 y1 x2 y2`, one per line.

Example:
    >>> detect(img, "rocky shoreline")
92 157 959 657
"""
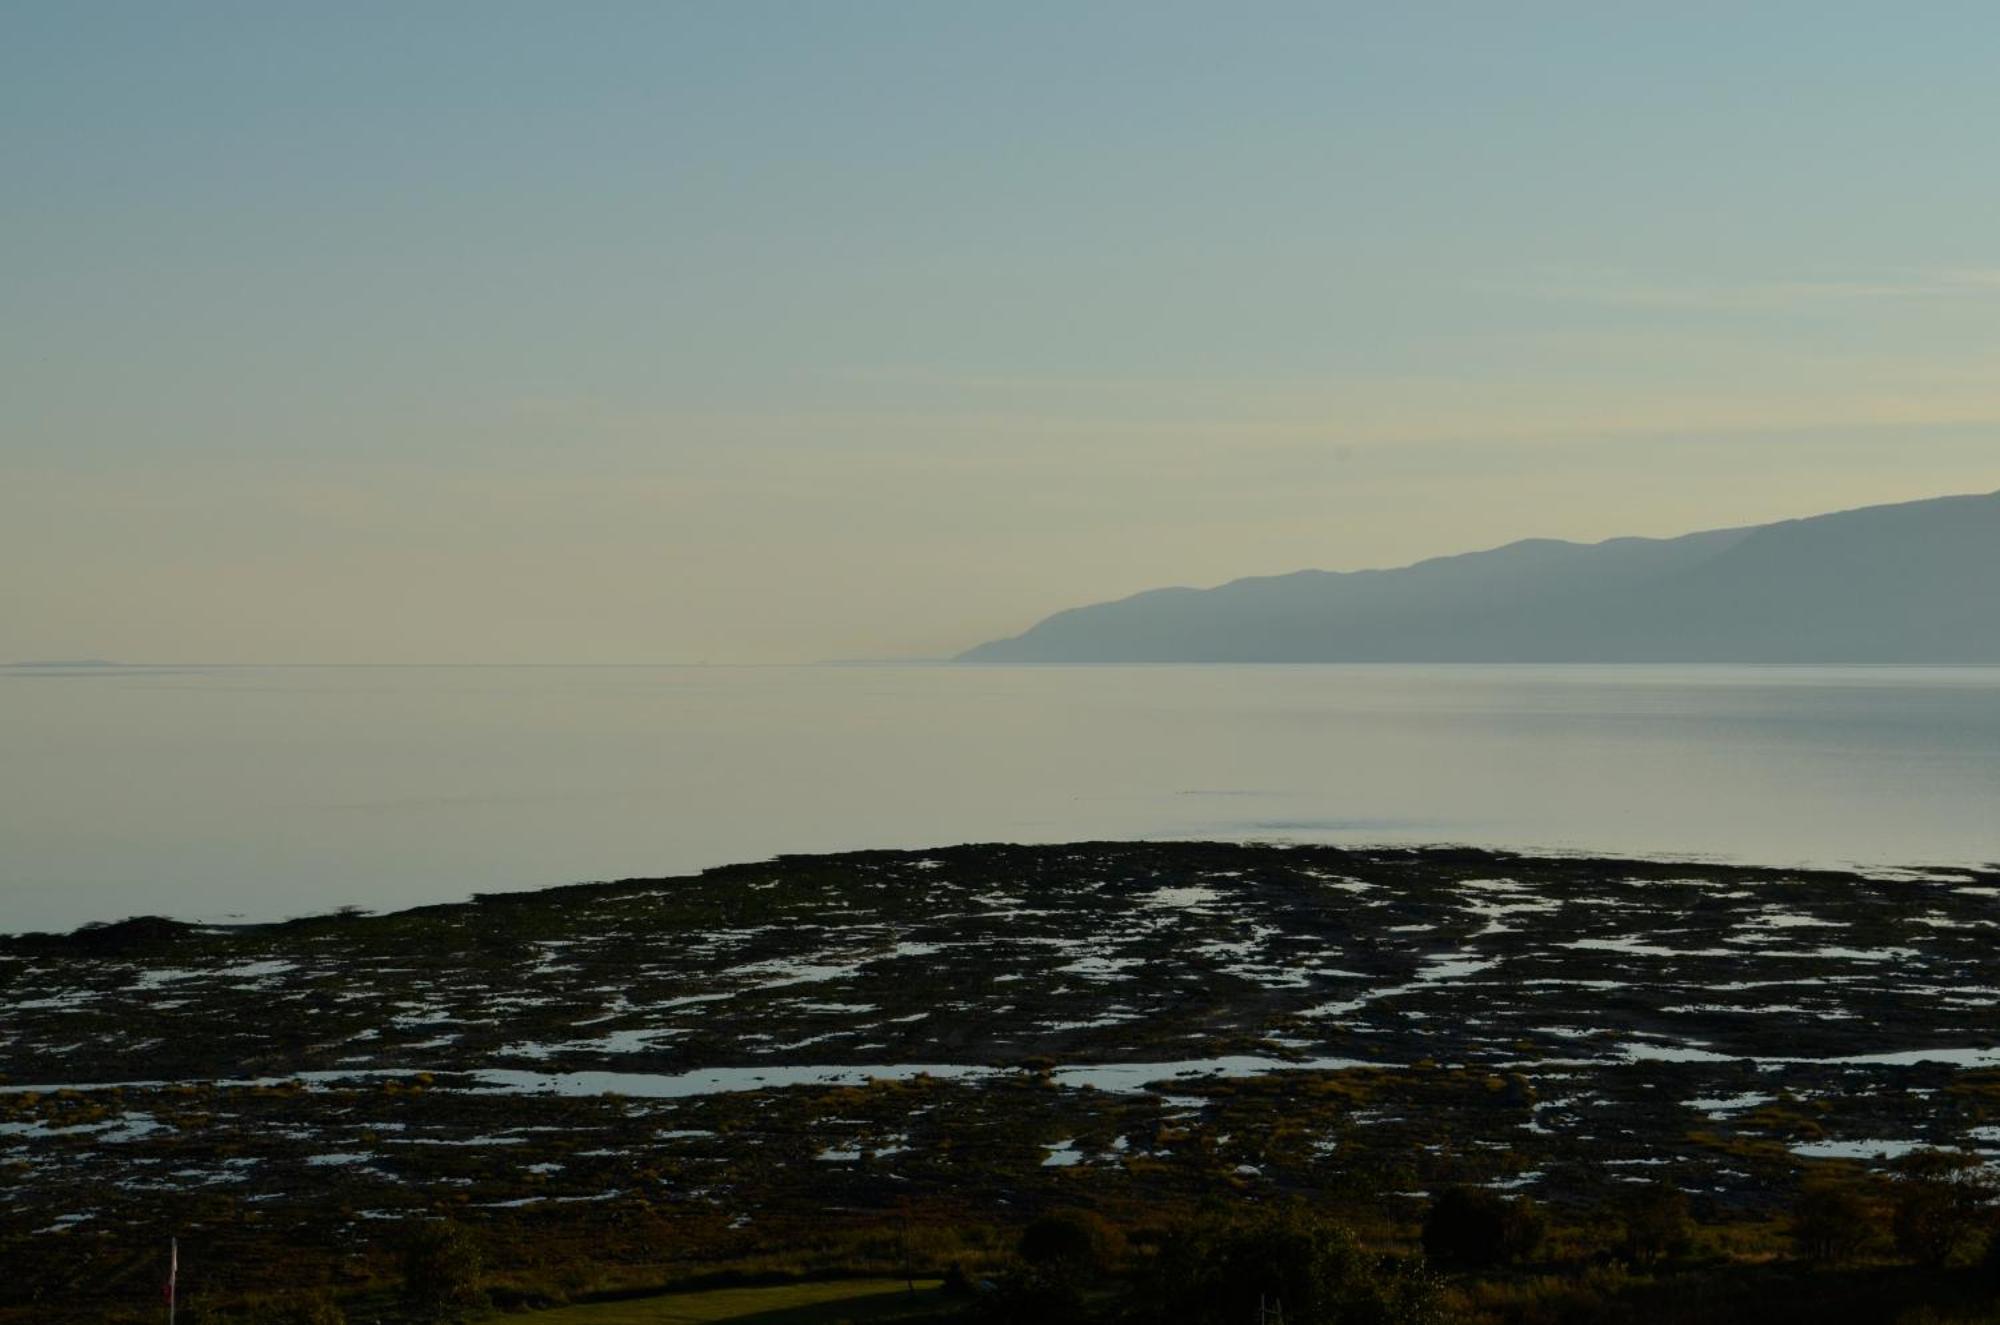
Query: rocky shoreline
5 841 1999 1315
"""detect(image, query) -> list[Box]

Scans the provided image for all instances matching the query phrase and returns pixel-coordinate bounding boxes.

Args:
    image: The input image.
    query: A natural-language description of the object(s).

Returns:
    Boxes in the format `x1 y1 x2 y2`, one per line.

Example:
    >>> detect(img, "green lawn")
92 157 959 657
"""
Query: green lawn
516 1278 952 1324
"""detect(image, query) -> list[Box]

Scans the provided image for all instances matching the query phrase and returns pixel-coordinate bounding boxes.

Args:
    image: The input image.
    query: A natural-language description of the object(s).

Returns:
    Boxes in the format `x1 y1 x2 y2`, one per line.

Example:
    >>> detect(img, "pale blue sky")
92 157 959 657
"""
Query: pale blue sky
6 2 1999 661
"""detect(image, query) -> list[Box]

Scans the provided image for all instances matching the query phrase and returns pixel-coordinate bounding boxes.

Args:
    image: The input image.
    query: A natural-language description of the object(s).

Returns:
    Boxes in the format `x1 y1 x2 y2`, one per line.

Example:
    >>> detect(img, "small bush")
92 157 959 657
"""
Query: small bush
1140 1204 1441 1325
1020 1208 1121 1281
1422 1186 1547 1268
1892 1150 1995 1267
1793 1179 1879 1264
1616 1182 1692 1266
400 1220 483 1318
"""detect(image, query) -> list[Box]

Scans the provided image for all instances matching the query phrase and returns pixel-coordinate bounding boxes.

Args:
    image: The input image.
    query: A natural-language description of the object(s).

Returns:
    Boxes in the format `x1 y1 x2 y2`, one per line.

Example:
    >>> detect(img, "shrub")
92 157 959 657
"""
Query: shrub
1793 1179 1879 1263
1020 1209 1121 1281
1616 1182 1692 1266
1141 1204 1441 1325
399 1220 483 1318
1891 1150 1995 1267
1421 1186 1546 1268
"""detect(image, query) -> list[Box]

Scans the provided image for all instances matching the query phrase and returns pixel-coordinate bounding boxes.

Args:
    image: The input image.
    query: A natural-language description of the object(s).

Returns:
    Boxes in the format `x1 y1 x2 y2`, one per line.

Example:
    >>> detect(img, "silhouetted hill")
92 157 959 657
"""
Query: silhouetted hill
959 490 2000 662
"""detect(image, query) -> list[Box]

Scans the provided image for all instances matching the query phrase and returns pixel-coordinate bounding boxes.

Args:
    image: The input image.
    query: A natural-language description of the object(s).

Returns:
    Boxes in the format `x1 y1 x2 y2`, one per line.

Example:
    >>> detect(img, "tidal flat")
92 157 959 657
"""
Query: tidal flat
4 841 1999 1317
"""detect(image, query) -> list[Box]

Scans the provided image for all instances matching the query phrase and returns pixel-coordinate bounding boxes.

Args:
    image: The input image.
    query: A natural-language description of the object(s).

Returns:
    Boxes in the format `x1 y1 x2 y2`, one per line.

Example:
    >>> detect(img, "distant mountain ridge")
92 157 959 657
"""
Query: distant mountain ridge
959 490 2000 663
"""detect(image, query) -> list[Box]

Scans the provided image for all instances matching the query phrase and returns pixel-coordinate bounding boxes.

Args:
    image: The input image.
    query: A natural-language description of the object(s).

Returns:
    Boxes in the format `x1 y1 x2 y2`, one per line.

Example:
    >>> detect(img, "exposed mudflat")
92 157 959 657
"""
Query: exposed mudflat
5 841 2000 1304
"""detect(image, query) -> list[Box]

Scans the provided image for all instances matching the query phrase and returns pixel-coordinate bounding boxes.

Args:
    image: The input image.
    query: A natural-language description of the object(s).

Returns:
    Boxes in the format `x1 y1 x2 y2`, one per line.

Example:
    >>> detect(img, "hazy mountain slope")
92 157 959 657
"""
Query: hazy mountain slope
958 490 2000 662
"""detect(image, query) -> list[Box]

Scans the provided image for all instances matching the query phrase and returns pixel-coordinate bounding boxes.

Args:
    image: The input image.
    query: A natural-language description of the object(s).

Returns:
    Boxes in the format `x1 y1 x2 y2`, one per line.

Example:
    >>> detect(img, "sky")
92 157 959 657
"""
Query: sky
5 1 2000 663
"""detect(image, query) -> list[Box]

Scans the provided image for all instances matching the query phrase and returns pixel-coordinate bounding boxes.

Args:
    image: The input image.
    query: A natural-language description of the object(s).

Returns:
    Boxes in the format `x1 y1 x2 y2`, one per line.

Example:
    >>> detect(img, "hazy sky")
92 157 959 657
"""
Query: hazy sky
6 2 2000 662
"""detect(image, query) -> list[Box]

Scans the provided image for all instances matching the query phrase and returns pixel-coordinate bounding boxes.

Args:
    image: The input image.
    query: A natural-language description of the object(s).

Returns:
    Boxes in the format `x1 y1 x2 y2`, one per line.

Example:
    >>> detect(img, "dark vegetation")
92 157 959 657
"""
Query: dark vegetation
5 841 2000 1322
50 1176 2000 1324
1422 1188 1546 1268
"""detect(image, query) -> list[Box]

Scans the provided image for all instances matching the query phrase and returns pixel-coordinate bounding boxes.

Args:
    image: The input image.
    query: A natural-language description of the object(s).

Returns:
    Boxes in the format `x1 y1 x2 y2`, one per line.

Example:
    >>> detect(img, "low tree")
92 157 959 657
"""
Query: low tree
1141 1204 1441 1325
1421 1186 1546 1268
1020 1208 1122 1282
1891 1150 1994 1267
400 1220 483 1318
1616 1182 1692 1266
1793 1179 1879 1264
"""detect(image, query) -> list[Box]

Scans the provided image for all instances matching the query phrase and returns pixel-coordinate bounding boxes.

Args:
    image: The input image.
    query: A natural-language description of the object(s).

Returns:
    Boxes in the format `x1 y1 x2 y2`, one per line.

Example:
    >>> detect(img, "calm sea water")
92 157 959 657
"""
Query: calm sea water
3 664 1997 932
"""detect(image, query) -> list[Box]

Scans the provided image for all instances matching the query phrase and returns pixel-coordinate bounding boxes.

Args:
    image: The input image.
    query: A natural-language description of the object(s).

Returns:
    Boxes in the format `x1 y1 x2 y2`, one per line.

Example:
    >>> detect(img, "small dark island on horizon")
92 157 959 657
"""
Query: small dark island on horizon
962 490 2000 665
